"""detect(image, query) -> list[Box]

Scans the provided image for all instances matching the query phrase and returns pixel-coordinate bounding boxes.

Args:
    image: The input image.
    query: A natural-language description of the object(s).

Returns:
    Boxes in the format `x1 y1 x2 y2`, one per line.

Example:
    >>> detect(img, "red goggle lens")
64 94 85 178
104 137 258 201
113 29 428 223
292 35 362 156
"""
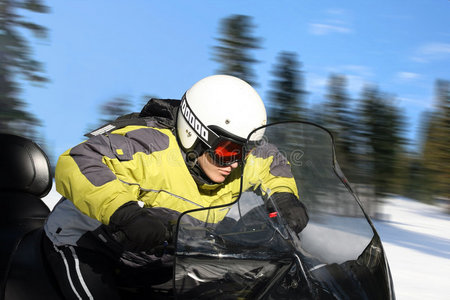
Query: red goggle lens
213 140 243 165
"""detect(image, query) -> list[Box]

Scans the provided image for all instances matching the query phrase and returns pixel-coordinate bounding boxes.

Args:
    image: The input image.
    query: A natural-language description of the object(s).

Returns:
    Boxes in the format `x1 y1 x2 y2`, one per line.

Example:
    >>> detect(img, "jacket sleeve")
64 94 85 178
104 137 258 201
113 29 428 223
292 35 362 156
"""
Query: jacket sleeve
245 143 299 198
55 133 141 225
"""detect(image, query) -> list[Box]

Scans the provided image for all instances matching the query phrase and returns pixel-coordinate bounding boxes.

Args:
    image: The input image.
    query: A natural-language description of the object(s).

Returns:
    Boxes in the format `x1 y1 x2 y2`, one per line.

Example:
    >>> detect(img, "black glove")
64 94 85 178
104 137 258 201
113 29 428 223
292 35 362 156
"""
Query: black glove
270 192 309 234
109 201 169 252
149 242 175 257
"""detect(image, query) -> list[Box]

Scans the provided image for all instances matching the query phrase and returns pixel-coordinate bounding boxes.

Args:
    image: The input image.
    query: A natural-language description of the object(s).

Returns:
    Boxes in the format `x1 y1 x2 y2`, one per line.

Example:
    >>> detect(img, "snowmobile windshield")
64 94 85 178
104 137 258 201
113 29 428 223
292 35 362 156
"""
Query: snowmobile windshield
173 121 394 299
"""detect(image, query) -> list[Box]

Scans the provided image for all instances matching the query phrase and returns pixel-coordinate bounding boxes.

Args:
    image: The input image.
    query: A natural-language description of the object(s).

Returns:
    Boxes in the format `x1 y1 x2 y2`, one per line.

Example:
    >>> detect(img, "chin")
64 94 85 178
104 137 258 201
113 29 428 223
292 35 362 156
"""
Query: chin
211 175 226 183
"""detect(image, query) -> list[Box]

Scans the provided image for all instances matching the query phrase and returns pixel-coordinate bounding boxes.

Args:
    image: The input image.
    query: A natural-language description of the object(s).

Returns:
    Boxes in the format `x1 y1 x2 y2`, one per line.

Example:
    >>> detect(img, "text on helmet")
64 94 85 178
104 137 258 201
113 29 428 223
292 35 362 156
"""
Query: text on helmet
181 98 210 144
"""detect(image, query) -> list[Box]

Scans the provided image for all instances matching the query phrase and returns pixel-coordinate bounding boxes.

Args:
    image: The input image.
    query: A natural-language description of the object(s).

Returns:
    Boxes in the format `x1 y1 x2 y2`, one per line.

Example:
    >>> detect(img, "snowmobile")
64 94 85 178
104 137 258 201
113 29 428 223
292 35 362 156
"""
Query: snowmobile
0 121 395 299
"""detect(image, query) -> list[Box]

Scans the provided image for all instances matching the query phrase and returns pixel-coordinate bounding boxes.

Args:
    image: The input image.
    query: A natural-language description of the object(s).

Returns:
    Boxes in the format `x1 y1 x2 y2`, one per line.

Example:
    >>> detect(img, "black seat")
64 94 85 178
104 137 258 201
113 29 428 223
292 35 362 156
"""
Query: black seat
0 134 58 299
3 227 64 300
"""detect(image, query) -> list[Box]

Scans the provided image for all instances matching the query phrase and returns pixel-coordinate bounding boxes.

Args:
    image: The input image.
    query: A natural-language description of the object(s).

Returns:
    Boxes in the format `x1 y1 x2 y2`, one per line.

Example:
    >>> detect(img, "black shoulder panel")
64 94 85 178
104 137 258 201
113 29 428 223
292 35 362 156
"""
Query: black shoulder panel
85 98 180 138
139 98 180 119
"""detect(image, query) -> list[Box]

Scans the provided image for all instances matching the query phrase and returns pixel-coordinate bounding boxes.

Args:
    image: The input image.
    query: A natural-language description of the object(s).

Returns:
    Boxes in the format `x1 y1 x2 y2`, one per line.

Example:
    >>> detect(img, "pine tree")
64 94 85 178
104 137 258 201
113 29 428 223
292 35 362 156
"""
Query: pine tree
0 0 49 138
357 85 405 196
324 74 351 131
86 96 133 134
212 14 261 86
400 152 429 201
267 51 306 123
98 97 133 125
323 74 358 181
422 80 450 201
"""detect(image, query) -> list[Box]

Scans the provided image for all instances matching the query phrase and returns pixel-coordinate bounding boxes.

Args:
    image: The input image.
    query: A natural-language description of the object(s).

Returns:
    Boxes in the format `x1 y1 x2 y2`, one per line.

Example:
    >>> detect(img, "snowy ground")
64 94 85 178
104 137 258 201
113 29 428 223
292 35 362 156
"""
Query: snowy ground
43 187 450 299
373 196 450 300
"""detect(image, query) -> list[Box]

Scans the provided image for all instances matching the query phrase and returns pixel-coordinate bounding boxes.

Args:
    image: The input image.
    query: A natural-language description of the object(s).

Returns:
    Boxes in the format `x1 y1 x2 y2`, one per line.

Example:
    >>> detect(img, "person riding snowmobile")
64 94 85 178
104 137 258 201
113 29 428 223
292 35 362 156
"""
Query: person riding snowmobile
43 75 309 299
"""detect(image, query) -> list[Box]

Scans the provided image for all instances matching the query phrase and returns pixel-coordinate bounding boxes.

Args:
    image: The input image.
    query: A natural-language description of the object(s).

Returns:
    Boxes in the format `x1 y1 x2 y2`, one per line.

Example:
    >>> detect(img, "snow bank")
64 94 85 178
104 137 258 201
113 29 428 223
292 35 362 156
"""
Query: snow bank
374 196 450 300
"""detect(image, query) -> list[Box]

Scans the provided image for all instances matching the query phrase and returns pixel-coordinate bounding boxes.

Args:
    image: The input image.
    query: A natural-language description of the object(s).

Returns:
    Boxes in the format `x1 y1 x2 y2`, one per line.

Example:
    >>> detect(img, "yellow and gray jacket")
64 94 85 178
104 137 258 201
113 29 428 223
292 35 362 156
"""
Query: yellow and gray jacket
44 99 298 260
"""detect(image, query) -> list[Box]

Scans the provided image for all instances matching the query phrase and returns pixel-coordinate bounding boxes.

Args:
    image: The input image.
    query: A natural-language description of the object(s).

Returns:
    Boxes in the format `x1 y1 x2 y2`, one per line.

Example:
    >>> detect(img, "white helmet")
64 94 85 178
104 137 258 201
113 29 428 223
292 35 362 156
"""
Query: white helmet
177 75 267 164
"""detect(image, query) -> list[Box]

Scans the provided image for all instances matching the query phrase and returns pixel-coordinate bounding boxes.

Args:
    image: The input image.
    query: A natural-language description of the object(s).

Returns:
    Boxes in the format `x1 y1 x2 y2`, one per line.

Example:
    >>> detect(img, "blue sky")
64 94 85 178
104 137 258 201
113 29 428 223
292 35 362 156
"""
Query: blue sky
22 0 450 161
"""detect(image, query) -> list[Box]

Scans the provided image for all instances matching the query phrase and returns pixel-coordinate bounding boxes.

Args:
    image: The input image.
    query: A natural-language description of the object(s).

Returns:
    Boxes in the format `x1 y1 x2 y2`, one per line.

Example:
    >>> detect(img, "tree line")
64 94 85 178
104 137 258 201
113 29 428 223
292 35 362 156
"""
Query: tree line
1 5 448 205
0 0 48 141
95 15 450 204
220 15 449 205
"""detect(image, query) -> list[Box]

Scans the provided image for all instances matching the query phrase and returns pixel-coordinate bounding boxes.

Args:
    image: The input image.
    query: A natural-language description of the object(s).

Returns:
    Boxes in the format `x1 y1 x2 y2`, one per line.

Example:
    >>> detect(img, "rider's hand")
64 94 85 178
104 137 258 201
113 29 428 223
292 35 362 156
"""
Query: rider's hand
109 201 169 252
270 192 309 234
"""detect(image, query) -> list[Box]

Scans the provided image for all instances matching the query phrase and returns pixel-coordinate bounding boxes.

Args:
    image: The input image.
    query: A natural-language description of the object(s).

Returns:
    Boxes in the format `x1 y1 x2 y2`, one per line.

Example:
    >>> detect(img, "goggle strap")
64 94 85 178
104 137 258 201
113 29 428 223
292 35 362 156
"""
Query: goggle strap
180 95 219 147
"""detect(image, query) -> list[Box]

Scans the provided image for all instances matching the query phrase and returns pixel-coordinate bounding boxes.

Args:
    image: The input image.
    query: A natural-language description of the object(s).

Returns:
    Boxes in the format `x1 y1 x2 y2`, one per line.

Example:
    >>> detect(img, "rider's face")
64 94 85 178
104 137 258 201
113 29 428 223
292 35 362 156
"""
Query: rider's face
198 152 239 183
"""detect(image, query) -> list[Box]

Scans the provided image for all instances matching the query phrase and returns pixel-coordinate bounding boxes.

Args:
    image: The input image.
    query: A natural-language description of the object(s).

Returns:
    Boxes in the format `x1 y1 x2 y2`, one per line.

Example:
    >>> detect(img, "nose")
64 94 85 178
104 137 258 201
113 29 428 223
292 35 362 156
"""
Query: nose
230 161 239 169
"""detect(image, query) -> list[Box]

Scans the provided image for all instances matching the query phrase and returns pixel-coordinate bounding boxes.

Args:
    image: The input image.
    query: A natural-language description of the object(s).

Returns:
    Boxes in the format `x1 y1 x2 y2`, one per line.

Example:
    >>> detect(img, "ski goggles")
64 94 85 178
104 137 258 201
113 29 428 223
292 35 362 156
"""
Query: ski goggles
207 137 245 166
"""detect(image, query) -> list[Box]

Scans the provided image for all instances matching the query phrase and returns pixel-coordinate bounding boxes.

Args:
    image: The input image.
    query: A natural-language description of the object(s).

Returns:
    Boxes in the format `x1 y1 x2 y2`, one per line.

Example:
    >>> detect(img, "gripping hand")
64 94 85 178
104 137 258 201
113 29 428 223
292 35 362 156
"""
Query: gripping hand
269 192 309 234
109 201 168 252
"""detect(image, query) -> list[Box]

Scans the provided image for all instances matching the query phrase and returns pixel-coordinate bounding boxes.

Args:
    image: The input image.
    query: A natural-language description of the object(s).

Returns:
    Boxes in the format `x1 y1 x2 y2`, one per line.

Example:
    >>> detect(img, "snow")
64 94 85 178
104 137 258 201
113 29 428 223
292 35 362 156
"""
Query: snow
373 196 450 300
42 190 450 299
43 184 61 211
